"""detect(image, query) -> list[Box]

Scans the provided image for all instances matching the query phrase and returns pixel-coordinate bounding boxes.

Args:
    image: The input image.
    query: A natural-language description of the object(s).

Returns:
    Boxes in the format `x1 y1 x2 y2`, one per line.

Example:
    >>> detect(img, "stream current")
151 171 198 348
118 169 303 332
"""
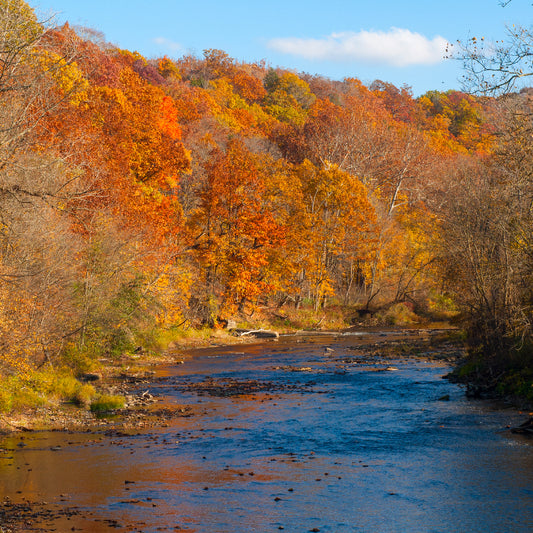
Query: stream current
1 330 532 532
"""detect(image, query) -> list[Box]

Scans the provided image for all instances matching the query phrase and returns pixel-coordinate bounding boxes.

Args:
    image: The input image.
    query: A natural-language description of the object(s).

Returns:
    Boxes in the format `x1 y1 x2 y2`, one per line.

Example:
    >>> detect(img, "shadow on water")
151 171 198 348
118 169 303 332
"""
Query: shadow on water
1 330 532 532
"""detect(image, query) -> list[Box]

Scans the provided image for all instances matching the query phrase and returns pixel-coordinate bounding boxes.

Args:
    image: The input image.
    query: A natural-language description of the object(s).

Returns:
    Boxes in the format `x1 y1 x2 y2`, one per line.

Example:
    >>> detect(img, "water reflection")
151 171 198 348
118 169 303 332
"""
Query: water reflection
1 332 532 532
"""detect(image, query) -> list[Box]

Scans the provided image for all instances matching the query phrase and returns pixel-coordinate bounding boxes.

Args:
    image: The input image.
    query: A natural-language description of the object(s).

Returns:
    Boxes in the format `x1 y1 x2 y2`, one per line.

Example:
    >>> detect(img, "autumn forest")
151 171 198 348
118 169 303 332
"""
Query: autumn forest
1 0 532 412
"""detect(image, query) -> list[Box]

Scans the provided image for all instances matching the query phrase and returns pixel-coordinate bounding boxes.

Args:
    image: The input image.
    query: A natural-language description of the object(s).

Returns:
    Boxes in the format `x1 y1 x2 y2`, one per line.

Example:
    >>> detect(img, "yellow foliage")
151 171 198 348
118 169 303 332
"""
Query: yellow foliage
35 49 89 105
0 0 42 45
158 56 181 80
148 263 192 327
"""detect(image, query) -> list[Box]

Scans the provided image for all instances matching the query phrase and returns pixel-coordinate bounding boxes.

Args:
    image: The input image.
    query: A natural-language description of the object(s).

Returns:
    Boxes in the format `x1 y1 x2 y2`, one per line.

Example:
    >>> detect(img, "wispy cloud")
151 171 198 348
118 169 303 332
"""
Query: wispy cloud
153 37 183 52
267 28 448 67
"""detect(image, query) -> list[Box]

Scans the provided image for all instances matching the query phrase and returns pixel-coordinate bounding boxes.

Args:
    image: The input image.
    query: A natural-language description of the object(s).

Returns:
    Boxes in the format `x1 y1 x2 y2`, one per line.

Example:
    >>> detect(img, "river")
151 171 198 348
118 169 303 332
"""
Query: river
1 330 532 532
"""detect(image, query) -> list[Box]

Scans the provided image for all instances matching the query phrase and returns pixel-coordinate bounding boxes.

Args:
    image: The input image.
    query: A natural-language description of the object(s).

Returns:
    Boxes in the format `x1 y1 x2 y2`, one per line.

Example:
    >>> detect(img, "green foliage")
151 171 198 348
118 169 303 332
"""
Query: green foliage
501 342 533 401
74 270 157 360
428 291 457 314
90 394 125 413
0 387 13 413
450 340 533 405
496 368 533 402
454 357 482 379
263 70 315 124
73 383 97 407
61 344 98 374
0 370 97 413
4 382 45 412
102 327 137 358
263 68 279 92
423 290 460 322
26 370 97 406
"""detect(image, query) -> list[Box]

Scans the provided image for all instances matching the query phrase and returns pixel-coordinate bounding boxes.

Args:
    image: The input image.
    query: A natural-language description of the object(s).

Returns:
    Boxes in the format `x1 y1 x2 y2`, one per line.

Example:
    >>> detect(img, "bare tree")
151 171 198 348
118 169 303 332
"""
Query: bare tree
439 70 533 399
457 1 532 95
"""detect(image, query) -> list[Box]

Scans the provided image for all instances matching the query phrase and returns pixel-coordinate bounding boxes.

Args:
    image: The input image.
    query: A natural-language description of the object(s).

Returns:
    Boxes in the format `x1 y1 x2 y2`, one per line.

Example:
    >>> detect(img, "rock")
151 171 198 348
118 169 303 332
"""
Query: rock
234 329 279 338
510 417 533 436
80 373 102 382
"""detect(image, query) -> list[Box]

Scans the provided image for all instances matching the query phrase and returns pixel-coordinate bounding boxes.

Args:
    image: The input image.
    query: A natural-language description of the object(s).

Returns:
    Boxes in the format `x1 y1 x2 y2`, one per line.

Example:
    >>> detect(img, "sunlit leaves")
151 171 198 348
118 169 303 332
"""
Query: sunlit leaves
34 49 88 104
2 0 519 388
264 69 316 125
188 138 287 311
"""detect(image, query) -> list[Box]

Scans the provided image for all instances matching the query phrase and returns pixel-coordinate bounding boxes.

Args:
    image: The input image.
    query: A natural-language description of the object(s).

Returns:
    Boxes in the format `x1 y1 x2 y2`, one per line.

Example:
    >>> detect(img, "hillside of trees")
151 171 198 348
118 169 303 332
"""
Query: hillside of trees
0 0 531 412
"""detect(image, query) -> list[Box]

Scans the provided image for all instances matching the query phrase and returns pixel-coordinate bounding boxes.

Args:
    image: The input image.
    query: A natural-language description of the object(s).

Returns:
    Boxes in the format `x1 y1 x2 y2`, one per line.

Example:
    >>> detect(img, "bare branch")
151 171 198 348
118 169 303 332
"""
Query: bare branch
458 24 533 95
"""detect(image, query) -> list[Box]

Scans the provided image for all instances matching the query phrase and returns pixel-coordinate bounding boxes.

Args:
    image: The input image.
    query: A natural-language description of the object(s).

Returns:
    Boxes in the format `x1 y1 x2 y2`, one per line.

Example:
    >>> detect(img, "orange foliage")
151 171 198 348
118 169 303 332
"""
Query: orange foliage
1 1 507 384
188 139 287 310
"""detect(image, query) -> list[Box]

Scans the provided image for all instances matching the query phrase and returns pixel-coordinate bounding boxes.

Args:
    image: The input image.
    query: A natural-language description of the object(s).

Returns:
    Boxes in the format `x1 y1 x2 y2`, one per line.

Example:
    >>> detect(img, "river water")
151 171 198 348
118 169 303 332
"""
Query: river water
1 330 532 532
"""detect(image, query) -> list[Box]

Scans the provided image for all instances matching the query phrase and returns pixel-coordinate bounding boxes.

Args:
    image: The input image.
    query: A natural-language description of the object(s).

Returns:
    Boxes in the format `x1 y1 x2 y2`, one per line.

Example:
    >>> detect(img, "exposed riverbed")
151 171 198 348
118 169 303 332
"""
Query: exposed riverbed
1 329 532 532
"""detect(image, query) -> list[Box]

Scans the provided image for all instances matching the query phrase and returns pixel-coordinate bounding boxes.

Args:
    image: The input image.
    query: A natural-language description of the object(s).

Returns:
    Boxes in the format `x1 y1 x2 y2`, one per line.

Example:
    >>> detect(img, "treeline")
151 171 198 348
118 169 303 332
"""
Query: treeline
0 1 531 403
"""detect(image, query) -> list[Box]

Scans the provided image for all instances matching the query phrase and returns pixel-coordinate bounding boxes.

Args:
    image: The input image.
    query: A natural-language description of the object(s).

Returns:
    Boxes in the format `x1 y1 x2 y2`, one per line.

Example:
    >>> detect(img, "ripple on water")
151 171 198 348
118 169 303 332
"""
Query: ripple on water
1 332 532 532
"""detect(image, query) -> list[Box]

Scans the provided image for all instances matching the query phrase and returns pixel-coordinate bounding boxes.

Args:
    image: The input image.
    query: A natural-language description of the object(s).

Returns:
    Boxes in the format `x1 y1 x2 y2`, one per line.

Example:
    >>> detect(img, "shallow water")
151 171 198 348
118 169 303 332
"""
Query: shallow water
1 331 532 532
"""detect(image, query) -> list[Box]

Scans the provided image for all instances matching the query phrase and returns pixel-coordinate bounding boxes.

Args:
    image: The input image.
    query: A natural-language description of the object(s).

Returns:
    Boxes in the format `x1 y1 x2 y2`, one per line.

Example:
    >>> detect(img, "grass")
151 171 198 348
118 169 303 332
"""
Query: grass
90 394 126 413
0 369 98 414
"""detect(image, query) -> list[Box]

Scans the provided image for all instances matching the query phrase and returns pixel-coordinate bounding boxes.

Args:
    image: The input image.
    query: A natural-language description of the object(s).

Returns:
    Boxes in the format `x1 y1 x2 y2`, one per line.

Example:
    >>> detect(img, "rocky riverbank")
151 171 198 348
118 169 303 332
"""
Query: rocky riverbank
3 327 532 533
1 328 466 435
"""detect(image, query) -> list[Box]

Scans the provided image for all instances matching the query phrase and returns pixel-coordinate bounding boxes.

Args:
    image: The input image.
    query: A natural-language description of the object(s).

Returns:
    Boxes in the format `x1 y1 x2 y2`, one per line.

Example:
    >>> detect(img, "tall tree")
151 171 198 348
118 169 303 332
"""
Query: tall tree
188 138 287 319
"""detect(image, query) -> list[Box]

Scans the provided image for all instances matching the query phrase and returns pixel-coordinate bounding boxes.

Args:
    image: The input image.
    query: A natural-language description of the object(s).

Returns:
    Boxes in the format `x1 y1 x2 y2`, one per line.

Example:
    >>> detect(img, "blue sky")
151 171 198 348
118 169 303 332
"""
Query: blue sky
28 0 530 96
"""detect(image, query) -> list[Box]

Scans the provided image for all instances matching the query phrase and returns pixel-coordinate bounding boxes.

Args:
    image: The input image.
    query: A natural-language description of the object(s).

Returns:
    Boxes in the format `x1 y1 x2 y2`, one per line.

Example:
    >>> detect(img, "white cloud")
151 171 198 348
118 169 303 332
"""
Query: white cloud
267 28 448 67
153 37 183 52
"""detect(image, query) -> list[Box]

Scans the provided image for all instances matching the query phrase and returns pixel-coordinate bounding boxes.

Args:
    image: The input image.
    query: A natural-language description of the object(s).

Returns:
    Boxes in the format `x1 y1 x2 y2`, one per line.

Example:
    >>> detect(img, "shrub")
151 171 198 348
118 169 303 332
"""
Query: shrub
90 394 125 413
61 344 97 374
376 302 419 326
0 369 98 414
0 386 13 413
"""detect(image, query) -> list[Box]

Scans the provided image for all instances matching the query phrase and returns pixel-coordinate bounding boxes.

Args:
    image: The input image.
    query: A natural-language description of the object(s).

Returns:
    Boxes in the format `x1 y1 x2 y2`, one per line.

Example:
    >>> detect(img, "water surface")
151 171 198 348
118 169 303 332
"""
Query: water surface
1 330 531 532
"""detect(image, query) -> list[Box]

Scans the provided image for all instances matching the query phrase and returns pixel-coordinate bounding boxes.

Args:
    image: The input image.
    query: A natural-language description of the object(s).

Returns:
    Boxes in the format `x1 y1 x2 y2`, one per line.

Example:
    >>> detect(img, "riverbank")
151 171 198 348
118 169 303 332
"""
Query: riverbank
0 329 257 435
2 327 531 533
1 327 466 435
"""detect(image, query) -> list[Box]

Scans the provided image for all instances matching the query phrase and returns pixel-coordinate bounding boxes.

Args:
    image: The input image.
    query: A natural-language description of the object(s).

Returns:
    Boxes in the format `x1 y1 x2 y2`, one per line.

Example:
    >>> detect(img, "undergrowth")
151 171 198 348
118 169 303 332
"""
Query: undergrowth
0 369 97 414
449 339 533 407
